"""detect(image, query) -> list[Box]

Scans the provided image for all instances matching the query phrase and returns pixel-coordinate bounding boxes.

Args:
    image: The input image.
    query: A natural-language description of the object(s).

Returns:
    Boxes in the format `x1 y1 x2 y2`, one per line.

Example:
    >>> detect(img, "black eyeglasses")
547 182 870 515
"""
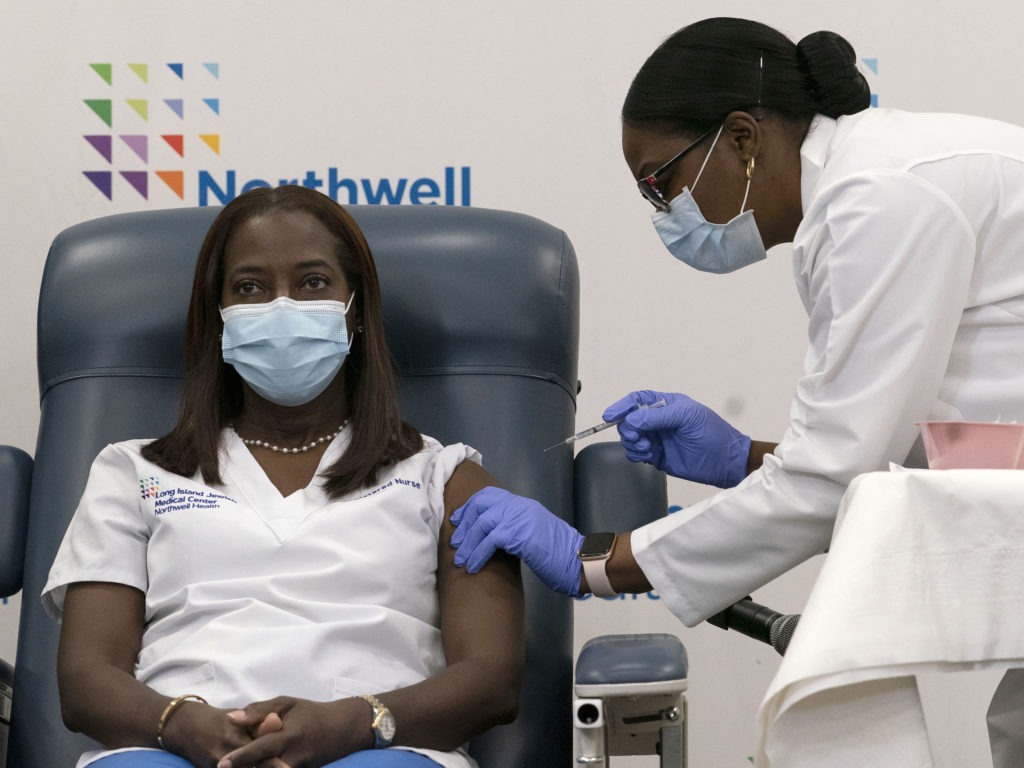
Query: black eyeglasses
636 126 718 212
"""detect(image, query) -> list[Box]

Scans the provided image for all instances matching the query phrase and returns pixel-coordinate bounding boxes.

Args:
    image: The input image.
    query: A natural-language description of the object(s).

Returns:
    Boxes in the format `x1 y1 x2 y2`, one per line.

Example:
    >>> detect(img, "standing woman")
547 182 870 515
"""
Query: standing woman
453 15 1024 656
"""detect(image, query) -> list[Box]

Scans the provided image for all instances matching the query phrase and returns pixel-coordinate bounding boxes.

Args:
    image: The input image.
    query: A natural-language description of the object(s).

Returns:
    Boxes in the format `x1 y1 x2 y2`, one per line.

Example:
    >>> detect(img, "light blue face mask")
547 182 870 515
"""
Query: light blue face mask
652 125 767 274
220 295 355 407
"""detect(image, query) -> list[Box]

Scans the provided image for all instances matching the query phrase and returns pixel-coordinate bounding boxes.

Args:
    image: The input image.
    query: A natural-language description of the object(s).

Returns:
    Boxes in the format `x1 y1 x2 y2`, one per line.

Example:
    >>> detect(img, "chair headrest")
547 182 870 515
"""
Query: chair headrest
38 205 579 401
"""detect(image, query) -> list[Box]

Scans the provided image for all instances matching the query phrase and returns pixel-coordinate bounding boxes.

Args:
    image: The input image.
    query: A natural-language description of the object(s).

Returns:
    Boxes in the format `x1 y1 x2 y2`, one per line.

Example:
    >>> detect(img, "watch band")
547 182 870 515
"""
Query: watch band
580 533 618 598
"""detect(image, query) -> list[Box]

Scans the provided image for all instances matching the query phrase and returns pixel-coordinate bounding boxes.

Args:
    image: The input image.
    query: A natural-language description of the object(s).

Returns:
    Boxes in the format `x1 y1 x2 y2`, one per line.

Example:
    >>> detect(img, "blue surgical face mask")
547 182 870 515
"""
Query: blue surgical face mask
220 295 356 407
652 125 767 274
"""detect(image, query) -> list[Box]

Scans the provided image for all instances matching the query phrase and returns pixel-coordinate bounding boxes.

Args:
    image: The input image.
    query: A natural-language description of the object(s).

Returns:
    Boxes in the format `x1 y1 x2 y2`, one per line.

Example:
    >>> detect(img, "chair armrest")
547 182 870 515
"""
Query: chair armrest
0 446 33 597
0 655 12 718
575 633 688 698
0 654 11 768
573 442 667 534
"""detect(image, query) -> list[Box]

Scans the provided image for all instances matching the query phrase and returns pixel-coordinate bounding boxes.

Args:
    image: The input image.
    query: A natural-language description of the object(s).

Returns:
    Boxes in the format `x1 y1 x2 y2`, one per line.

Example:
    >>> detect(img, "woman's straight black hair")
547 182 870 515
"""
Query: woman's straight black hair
142 185 423 499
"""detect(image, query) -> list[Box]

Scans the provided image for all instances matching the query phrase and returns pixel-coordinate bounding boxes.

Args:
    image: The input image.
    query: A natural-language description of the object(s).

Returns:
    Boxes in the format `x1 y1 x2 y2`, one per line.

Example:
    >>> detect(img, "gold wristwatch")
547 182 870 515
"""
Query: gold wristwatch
359 694 396 748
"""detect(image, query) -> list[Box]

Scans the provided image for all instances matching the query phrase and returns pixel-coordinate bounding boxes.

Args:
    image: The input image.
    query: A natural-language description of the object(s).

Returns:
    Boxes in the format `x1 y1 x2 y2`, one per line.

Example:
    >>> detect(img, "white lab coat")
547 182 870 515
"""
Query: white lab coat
632 108 1024 626
44 429 480 768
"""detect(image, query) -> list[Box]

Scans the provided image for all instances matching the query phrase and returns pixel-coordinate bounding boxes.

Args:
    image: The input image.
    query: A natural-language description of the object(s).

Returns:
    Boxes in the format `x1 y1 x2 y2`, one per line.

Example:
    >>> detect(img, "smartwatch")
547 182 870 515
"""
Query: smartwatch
579 532 618 598
359 694 396 748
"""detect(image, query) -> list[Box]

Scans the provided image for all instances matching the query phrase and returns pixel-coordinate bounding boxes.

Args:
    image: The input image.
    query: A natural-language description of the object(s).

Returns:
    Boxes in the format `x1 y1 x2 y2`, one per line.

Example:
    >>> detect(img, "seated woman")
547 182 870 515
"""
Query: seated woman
42 185 524 768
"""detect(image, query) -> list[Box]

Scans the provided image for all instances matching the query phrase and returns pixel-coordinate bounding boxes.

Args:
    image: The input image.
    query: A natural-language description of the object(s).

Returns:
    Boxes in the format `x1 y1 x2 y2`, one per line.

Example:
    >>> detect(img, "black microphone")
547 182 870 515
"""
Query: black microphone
706 597 801 656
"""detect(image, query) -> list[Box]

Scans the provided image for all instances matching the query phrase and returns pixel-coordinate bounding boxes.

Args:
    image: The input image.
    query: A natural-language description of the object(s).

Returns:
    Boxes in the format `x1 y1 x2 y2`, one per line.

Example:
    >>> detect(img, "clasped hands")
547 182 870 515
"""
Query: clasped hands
165 695 370 768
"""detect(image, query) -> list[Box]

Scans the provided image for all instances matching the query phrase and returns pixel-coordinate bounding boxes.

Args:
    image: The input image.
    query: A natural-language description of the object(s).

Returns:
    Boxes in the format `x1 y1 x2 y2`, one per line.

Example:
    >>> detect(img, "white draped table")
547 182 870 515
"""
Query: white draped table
756 469 1024 767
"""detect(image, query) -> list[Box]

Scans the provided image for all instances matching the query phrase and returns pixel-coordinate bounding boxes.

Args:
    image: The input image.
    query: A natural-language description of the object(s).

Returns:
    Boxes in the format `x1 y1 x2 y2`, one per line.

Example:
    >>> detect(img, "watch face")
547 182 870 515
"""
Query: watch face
378 711 397 741
579 531 616 559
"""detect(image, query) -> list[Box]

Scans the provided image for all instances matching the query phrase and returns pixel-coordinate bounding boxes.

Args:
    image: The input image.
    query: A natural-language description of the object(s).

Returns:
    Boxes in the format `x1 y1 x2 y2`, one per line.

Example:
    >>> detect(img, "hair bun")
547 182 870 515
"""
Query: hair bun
796 30 871 118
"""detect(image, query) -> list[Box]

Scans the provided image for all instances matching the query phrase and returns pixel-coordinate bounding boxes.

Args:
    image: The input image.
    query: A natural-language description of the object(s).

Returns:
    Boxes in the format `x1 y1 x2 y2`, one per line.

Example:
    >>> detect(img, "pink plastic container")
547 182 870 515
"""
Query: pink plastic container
919 421 1024 470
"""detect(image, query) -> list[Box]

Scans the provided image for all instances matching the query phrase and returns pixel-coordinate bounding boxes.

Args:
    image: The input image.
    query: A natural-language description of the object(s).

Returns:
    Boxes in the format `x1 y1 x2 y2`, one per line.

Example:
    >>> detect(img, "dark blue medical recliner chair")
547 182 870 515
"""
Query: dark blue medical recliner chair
0 205 686 768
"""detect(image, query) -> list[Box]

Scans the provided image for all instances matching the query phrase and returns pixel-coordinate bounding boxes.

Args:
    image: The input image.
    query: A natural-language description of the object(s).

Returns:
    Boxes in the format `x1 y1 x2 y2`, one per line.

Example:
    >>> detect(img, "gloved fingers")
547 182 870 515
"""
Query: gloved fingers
623 436 656 461
633 389 672 406
622 448 652 464
452 515 494 568
602 391 643 423
463 531 505 574
647 440 665 472
452 491 521 567
615 420 643 443
452 487 507 528
450 508 472 547
603 388 672 422
616 421 653 452
449 485 505 544
626 392 700 432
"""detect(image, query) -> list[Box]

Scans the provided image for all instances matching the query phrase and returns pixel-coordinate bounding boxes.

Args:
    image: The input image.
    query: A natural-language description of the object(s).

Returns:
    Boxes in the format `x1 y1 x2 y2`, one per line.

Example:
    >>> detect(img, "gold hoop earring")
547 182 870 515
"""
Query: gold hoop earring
746 157 756 180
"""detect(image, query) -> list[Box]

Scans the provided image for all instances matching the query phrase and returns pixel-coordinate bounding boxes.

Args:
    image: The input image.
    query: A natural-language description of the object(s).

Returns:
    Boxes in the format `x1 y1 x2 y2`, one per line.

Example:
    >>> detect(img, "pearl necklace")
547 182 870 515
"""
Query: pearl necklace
237 423 347 454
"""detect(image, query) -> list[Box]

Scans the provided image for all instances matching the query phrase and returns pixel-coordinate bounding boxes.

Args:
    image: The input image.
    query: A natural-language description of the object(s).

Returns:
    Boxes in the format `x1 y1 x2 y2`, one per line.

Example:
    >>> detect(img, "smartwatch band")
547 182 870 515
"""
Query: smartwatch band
582 556 617 598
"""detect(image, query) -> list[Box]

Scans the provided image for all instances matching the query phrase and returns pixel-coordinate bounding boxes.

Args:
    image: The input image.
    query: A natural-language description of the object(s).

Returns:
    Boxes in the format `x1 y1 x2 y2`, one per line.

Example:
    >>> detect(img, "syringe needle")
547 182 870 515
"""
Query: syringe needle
543 398 667 452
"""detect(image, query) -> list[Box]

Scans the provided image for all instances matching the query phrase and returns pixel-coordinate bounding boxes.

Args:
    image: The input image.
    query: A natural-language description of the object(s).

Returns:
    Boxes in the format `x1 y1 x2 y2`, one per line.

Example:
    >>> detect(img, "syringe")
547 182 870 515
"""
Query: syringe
543 398 667 452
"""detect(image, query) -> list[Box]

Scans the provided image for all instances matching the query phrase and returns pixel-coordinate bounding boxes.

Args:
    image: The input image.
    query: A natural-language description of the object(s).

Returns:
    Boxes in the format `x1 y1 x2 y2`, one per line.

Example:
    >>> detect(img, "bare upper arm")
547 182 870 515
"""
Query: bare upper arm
58 582 146 680
437 461 525 668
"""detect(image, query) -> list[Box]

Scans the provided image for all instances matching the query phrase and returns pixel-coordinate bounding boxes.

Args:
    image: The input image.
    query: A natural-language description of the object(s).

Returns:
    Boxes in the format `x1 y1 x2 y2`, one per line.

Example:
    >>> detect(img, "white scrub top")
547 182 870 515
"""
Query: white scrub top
44 428 480 768
632 108 1024 626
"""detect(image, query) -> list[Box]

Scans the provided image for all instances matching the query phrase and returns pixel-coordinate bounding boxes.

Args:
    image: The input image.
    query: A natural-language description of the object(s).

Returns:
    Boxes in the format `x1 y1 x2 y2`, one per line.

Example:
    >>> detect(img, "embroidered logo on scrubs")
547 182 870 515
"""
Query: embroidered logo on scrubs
153 489 238 514
139 475 239 515
139 475 161 499
353 476 423 500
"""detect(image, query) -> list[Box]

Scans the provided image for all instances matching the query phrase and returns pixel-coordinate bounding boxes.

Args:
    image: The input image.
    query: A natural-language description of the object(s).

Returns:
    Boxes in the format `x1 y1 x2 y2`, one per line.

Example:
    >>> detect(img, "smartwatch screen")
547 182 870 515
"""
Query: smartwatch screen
579 531 616 558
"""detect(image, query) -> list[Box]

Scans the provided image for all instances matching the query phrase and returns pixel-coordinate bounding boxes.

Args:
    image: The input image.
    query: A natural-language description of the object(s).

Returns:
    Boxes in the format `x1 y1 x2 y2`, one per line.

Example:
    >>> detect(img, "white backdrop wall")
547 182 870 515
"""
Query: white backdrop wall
3 2 1024 765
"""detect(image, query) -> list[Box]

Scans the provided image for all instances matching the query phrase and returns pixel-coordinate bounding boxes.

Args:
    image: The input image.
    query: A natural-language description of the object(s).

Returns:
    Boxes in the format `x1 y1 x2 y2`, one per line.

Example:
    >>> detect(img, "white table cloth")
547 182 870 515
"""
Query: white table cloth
756 469 1024 767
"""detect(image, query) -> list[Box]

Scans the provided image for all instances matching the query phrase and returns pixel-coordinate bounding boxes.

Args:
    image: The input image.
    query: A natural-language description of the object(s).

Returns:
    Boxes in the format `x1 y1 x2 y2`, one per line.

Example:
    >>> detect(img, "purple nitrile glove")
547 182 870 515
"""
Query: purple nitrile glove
603 389 750 488
451 486 584 596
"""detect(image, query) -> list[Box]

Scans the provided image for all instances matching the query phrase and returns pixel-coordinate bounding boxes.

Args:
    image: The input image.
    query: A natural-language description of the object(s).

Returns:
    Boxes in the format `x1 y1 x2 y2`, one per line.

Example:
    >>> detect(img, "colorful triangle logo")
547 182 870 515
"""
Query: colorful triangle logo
164 99 184 119
84 99 113 127
162 134 185 157
127 63 149 83
120 135 149 163
156 170 185 200
126 99 149 121
82 61 222 204
84 135 113 163
84 171 113 200
90 63 112 86
120 171 148 199
199 134 220 154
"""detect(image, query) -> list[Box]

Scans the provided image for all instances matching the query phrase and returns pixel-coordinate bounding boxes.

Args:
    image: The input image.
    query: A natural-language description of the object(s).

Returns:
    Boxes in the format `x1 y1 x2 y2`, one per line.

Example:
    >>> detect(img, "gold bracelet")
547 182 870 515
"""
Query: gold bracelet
156 693 208 749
